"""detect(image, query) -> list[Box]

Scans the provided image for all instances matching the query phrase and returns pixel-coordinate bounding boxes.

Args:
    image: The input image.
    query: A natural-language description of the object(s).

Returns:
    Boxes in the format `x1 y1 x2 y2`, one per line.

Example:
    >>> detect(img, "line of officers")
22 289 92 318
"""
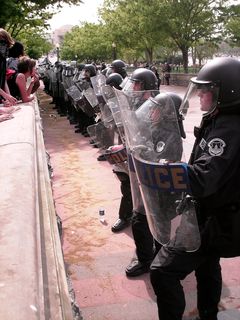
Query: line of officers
38 58 168 273
38 57 240 320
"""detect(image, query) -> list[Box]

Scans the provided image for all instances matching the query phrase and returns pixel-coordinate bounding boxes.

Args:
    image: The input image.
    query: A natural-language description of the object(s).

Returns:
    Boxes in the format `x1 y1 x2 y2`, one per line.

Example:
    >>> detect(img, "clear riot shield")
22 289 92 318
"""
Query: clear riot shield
83 87 99 109
78 96 96 117
115 89 201 252
75 79 99 114
66 84 83 110
87 123 98 146
97 85 128 170
101 87 147 215
101 85 125 143
75 78 90 92
91 74 108 115
91 74 106 95
87 121 115 150
64 66 74 89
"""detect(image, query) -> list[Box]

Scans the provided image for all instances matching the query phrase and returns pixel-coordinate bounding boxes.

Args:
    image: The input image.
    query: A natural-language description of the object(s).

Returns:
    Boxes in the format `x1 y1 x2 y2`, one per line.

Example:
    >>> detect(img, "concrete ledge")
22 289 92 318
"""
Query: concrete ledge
0 98 73 319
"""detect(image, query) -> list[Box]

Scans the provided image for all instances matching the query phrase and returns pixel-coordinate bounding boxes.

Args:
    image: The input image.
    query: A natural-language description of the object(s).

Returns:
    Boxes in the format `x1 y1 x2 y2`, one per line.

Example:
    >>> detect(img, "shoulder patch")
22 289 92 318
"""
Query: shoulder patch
208 138 226 156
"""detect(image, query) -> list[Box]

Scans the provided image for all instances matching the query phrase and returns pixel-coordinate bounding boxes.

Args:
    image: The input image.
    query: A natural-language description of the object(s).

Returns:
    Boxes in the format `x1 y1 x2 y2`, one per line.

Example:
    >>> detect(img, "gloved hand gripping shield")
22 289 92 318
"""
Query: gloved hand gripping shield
115 89 201 251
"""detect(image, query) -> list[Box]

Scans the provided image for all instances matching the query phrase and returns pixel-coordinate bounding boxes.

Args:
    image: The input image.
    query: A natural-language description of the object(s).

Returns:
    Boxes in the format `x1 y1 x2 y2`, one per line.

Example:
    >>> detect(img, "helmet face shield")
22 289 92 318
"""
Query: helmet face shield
180 80 220 119
122 78 143 92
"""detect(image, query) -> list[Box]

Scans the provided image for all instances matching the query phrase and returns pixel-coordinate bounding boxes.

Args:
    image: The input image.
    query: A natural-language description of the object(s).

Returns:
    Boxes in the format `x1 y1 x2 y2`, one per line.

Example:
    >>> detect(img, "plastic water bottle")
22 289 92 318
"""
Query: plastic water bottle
99 207 105 223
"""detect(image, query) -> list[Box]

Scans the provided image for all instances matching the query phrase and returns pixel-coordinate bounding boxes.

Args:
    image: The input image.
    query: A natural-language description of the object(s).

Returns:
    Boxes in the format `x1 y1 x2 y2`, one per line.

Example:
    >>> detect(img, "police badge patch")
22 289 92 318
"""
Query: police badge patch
208 138 226 156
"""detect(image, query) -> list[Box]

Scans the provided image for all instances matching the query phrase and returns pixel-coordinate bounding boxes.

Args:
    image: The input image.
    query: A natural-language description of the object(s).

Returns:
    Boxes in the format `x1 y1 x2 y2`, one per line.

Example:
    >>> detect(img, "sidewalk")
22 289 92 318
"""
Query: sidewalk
39 85 240 320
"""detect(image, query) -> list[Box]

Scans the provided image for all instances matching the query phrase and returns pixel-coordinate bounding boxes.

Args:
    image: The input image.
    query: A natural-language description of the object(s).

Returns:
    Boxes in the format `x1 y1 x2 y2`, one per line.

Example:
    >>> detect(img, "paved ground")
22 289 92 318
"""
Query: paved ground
38 84 240 320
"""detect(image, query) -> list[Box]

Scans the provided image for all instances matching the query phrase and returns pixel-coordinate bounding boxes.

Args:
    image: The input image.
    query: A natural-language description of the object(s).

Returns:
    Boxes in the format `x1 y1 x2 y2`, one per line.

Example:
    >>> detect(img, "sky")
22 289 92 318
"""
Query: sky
48 0 104 31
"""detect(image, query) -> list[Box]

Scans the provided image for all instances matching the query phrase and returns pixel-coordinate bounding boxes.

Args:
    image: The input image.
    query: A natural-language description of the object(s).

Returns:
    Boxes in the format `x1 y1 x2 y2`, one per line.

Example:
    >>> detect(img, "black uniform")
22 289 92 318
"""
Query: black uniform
151 111 240 320
150 56 240 320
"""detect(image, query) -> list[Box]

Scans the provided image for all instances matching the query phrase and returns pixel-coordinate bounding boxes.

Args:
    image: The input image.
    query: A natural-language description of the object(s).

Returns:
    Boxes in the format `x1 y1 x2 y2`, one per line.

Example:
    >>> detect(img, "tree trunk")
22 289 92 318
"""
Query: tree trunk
191 47 196 66
145 47 153 65
181 47 189 73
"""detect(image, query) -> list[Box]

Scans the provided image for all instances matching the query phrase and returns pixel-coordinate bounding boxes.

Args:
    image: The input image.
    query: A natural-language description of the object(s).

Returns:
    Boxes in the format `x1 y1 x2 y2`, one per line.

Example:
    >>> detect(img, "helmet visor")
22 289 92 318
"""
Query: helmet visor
179 80 220 119
122 78 143 92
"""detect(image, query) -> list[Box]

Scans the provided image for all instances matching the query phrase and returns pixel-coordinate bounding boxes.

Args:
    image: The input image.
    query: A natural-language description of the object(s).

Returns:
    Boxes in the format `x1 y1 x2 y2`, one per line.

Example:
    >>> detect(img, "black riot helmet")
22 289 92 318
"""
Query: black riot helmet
124 68 158 91
106 72 123 90
179 57 240 118
192 57 240 110
105 67 114 78
110 59 127 78
77 63 85 71
83 64 96 77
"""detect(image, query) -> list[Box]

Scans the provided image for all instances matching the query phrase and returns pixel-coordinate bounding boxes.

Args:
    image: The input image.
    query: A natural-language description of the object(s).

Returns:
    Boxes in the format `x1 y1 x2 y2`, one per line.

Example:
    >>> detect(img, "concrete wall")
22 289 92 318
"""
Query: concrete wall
0 98 73 320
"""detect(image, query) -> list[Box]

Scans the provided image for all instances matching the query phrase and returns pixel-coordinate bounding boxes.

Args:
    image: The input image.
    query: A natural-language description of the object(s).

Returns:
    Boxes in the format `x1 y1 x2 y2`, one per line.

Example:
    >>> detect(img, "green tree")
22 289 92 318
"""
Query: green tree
18 28 53 59
224 3 240 46
100 0 236 71
100 0 168 64
191 41 218 67
154 0 232 72
61 23 111 62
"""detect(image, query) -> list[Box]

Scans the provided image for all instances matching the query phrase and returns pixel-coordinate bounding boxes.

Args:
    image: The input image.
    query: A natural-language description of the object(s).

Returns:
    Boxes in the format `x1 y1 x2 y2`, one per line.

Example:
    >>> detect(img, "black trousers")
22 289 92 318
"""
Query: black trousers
150 246 221 320
114 172 133 221
132 212 161 262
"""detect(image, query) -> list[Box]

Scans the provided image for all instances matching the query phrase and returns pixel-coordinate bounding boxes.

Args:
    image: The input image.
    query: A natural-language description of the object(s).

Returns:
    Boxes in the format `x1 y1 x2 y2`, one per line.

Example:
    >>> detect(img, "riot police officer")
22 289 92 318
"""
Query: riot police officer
121 68 162 277
106 72 123 90
150 57 240 320
82 63 97 81
75 63 97 136
103 72 134 232
110 59 128 79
